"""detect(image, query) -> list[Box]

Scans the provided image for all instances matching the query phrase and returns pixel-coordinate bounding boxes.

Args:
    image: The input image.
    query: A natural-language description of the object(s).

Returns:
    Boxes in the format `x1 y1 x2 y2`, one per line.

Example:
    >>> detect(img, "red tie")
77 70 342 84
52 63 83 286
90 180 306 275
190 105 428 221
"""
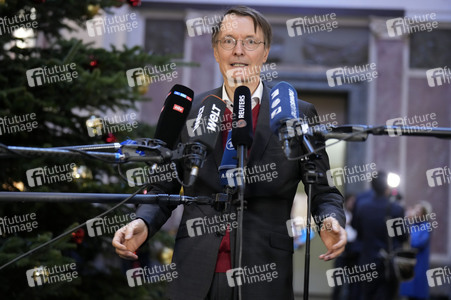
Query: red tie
215 101 260 273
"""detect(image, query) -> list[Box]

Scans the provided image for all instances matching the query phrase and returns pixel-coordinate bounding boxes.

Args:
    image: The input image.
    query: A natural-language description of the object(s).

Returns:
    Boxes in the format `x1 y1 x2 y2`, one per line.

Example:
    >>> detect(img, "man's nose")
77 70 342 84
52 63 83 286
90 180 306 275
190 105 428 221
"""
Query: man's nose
233 41 245 55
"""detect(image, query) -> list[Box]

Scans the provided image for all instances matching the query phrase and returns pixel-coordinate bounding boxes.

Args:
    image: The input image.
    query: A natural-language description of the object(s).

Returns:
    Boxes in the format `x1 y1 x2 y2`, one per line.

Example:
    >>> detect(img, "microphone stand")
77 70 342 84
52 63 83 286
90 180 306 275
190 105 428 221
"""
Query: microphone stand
0 191 217 205
285 119 321 300
301 160 321 300
232 143 247 300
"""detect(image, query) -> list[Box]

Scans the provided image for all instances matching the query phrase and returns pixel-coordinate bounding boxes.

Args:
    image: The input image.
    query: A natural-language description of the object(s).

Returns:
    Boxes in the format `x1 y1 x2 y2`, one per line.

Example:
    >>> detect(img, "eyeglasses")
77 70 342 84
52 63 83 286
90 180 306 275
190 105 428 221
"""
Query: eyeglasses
216 37 265 51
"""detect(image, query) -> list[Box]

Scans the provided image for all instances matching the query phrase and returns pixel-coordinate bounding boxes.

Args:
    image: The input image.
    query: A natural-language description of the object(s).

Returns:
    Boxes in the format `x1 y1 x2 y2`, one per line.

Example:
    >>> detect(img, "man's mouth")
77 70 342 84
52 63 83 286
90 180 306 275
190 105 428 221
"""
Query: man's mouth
230 63 248 67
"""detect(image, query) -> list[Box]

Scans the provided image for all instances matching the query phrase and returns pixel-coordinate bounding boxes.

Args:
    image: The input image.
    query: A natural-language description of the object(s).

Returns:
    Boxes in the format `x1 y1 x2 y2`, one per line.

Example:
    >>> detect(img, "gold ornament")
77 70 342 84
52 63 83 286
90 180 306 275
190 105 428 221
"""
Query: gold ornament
87 4 100 18
158 247 174 265
32 266 49 285
135 74 151 95
86 116 103 136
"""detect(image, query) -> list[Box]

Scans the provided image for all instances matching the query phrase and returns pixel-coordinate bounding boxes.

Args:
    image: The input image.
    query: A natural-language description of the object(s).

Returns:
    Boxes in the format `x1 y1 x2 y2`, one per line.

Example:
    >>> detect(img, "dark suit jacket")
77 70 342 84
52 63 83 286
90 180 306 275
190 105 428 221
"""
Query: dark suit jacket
136 83 345 300
352 194 406 267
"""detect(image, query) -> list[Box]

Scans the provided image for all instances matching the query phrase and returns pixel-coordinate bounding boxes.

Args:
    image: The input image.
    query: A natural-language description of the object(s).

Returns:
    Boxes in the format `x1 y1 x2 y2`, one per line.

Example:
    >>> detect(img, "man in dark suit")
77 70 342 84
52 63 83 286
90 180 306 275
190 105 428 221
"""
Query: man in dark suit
113 6 347 300
352 171 407 299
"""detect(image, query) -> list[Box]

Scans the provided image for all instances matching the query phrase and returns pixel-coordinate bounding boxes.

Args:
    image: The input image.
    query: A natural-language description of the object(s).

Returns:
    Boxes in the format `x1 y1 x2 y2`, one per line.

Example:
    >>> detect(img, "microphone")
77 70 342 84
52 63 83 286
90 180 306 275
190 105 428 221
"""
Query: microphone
269 81 316 159
154 84 194 149
120 84 193 167
218 130 238 188
231 86 253 149
185 94 226 186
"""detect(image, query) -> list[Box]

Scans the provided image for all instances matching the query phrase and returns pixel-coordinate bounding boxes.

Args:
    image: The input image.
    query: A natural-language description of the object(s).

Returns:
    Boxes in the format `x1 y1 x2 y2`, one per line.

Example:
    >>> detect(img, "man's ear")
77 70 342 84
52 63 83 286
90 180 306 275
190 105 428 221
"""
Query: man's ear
213 46 220 63
263 46 270 63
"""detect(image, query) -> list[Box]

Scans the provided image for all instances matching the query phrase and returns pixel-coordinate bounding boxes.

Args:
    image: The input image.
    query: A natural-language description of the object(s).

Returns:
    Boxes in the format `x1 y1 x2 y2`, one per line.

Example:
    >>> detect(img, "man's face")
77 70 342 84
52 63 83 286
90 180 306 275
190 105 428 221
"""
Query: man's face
213 15 269 87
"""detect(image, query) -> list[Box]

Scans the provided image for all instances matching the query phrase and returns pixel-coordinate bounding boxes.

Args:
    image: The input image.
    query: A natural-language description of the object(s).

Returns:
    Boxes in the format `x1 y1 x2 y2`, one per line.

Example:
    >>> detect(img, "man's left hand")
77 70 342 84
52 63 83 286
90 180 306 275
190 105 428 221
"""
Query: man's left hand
318 217 347 261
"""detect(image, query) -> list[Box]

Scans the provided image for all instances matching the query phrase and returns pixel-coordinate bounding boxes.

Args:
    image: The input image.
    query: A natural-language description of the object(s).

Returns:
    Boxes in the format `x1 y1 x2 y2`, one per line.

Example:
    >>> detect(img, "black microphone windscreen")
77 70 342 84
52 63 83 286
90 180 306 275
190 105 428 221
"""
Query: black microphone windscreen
187 94 226 151
154 84 194 149
269 81 299 134
232 86 253 148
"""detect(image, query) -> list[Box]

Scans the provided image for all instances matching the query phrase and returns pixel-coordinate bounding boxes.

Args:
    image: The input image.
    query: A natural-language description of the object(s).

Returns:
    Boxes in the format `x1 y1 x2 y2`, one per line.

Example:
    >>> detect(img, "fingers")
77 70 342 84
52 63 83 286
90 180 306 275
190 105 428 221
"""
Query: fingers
112 223 140 260
112 226 128 250
115 248 138 260
319 217 347 261
319 241 345 261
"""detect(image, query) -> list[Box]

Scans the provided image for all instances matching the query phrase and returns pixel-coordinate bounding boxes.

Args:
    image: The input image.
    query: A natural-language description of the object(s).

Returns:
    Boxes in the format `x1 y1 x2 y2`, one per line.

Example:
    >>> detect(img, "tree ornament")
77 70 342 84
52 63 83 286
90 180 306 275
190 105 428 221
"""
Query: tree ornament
71 228 85 244
32 266 49 284
105 133 117 143
158 246 174 265
127 0 141 7
88 55 98 71
87 4 101 18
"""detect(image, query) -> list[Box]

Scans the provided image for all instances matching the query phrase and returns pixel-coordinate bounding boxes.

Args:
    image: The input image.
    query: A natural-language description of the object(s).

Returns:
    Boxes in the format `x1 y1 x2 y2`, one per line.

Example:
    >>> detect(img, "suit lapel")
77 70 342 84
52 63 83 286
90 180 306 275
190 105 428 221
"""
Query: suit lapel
248 85 272 163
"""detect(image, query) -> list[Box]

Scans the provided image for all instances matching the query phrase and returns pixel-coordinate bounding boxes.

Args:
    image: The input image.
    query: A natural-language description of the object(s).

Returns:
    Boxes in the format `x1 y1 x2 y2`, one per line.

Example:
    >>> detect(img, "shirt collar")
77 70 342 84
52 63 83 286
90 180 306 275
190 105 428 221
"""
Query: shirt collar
221 80 263 111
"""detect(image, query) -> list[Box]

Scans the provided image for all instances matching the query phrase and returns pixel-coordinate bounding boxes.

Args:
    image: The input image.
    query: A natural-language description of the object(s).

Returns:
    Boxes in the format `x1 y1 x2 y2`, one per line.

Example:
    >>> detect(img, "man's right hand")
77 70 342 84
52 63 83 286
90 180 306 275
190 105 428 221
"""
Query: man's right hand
112 218 148 260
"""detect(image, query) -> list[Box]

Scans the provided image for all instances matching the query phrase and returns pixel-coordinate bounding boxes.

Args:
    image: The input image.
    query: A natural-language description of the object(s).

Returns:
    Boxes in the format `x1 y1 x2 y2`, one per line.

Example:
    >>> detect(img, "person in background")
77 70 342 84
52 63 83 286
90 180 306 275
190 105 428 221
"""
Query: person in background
399 201 432 300
352 171 407 300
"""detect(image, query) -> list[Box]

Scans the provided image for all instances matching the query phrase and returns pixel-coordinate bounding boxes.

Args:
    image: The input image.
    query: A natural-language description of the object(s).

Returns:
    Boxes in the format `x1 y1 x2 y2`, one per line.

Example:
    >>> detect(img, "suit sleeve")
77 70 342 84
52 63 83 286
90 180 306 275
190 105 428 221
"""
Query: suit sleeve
135 178 181 240
298 101 346 230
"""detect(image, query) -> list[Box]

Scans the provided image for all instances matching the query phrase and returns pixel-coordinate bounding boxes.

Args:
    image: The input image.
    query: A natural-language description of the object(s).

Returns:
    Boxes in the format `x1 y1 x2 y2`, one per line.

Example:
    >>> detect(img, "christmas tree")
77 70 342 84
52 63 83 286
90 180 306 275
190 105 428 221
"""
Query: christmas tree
0 1 174 298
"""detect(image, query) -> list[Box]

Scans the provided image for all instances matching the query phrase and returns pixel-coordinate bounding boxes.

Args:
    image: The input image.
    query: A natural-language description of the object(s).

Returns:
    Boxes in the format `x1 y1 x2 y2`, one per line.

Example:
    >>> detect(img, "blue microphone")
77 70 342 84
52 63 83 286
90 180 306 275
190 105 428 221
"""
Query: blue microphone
218 130 238 188
269 81 299 133
269 81 316 159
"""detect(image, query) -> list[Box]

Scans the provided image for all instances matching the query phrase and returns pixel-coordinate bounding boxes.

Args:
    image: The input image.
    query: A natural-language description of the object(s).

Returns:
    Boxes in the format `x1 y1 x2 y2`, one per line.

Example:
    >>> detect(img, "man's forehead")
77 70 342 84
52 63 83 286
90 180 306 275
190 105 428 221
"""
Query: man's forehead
219 15 262 37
